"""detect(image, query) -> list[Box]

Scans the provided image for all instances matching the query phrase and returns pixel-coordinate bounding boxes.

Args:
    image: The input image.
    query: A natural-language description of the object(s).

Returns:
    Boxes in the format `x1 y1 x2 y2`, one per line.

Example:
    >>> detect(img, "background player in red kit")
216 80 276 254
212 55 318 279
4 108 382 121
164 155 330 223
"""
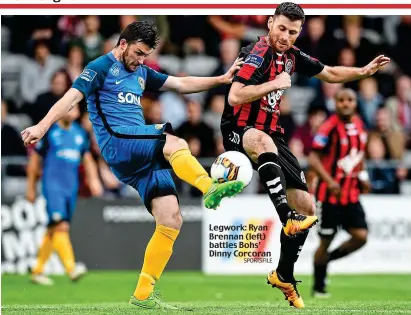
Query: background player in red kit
309 88 370 297
221 2 390 308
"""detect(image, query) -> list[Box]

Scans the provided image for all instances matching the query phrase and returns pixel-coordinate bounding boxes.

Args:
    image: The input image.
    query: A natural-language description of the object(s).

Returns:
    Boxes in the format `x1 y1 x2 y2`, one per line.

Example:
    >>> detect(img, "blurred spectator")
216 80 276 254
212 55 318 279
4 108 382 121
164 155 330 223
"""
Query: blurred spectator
296 16 338 66
394 16 411 76
385 75 411 144
204 94 225 135
145 100 163 125
72 16 104 65
357 77 384 129
206 39 240 101
278 94 296 143
166 16 217 57
66 45 85 80
30 69 72 124
158 90 187 129
289 106 327 158
1 100 27 176
57 16 84 46
334 16 382 68
337 46 359 91
20 39 66 105
105 15 137 52
308 81 343 116
208 16 267 44
176 99 216 157
367 107 407 194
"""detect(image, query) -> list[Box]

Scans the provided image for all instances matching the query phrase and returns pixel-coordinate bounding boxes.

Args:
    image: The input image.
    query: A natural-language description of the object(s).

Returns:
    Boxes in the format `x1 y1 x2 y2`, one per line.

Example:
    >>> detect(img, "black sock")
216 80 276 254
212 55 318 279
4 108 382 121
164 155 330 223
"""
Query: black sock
313 263 328 290
257 152 292 225
328 246 349 262
276 229 310 282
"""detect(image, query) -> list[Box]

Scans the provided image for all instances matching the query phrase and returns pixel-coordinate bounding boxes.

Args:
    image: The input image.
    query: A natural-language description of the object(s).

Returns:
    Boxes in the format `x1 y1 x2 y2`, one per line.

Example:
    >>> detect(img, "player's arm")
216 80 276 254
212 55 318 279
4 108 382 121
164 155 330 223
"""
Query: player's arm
82 152 104 197
308 151 336 187
22 63 103 147
26 150 42 203
358 160 372 194
227 47 291 106
21 88 83 146
228 73 291 106
308 125 341 196
314 55 390 83
159 58 244 94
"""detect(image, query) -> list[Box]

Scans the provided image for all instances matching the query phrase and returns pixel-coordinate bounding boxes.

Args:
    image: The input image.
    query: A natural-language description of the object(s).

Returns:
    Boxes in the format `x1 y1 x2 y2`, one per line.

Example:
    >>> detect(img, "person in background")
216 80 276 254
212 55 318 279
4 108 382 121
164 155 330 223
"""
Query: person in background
27 103 103 285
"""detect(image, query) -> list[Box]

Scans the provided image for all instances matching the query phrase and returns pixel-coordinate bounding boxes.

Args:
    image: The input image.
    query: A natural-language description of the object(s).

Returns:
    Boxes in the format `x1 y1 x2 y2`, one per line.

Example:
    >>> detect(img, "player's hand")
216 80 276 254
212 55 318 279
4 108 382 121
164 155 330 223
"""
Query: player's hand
360 180 372 194
273 72 291 90
327 180 341 197
362 55 391 76
222 57 244 84
21 124 47 147
26 190 37 204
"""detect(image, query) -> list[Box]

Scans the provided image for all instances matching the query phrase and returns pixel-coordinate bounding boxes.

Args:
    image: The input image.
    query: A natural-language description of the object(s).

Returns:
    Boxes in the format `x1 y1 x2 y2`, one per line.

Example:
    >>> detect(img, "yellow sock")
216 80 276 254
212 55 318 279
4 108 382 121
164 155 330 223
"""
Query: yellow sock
52 231 75 274
134 225 180 300
32 232 54 275
169 148 213 194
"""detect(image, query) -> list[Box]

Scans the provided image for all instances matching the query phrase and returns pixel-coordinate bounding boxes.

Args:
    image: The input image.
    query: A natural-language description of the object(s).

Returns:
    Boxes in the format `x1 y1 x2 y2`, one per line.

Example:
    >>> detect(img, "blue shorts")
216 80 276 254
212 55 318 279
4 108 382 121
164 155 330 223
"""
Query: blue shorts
43 188 77 226
101 123 178 212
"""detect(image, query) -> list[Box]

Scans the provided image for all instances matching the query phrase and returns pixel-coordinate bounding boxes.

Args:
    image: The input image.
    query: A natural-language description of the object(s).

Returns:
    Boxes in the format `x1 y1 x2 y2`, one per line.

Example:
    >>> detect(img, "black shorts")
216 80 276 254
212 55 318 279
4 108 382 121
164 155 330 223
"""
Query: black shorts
221 124 308 192
317 201 368 238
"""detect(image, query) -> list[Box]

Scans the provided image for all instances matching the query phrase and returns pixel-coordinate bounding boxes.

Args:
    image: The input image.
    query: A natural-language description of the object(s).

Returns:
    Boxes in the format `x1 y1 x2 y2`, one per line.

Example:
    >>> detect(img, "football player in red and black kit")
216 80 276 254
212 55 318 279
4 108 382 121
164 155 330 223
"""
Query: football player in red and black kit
309 88 370 297
221 2 390 308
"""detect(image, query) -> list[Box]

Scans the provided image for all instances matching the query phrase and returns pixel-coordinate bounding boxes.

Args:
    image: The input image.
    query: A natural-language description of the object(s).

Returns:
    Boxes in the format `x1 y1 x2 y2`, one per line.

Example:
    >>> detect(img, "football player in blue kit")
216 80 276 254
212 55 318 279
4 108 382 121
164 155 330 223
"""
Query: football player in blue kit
27 104 103 285
22 21 244 309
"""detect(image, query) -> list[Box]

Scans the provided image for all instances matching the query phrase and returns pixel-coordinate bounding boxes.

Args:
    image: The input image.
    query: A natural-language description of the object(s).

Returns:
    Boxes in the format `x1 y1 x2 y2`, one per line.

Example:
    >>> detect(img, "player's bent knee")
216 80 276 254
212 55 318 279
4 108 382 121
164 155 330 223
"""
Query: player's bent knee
243 129 277 162
353 230 368 246
152 195 183 230
163 135 189 161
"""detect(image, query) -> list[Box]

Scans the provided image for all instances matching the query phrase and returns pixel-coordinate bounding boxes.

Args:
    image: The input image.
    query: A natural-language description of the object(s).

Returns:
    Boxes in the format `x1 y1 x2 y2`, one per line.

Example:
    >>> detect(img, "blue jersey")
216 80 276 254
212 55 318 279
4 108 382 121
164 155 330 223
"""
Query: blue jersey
72 52 169 150
35 122 90 196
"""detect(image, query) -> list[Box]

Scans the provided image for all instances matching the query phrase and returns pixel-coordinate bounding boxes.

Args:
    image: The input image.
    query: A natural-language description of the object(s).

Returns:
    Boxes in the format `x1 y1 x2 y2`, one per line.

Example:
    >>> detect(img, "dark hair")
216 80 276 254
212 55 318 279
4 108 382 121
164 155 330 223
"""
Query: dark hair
274 2 305 24
116 21 160 49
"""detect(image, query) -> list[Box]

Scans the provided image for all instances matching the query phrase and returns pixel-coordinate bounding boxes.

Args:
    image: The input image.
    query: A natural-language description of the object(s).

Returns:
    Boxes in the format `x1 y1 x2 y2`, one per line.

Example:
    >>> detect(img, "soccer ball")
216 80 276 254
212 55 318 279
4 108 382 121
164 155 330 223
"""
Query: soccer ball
210 151 253 187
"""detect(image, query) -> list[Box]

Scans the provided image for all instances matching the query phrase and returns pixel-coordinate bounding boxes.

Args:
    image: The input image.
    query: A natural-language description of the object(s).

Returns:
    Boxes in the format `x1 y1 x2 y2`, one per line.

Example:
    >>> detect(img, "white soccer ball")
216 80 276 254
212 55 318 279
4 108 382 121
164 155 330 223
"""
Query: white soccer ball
210 151 253 187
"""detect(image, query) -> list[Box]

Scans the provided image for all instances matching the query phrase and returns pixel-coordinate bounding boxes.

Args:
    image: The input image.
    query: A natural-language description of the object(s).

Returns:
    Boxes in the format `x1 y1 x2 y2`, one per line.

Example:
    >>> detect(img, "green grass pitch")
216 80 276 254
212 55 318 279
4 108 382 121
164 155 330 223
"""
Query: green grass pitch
2 271 411 314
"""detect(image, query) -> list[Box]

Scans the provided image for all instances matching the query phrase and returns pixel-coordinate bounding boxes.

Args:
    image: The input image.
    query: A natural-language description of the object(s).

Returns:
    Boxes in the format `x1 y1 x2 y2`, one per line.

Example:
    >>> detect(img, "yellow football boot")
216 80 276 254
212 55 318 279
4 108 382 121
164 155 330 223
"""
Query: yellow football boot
283 210 318 237
267 270 305 308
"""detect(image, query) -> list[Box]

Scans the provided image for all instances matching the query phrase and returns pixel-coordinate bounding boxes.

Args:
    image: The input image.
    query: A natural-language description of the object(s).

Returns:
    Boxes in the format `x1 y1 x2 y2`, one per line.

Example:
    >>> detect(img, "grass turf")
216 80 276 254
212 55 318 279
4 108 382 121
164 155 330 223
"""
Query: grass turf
2 271 411 314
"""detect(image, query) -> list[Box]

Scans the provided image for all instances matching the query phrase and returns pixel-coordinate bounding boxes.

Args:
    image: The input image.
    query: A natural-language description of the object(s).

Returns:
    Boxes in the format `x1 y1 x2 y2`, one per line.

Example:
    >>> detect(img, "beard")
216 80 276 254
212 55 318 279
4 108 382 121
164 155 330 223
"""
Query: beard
122 47 138 72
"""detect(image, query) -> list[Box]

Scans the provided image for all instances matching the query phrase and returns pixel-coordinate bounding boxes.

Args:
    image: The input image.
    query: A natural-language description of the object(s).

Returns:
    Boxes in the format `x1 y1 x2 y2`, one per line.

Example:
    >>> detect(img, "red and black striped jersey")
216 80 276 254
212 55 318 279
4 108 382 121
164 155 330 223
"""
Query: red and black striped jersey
312 114 368 205
222 36 325 134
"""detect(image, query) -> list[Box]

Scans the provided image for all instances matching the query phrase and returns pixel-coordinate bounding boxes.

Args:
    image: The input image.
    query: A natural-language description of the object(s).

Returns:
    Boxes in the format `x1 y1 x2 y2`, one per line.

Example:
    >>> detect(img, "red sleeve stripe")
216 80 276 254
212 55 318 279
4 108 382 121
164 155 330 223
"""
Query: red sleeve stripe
237 41 269 81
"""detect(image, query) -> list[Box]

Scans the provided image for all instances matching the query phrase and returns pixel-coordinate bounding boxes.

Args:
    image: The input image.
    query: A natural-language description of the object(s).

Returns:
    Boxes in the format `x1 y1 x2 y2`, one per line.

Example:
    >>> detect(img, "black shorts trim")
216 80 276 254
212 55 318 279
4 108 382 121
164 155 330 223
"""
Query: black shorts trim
221 124 308 192
317 201 368 238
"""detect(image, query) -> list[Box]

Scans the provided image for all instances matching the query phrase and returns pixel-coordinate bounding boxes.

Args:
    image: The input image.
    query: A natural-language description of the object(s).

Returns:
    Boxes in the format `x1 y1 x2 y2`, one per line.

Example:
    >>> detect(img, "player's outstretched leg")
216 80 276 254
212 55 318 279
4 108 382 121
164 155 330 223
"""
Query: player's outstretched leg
52 221 87 282
163 134 244 209
130 195 180 310
31 229 54 285
242 129 317 308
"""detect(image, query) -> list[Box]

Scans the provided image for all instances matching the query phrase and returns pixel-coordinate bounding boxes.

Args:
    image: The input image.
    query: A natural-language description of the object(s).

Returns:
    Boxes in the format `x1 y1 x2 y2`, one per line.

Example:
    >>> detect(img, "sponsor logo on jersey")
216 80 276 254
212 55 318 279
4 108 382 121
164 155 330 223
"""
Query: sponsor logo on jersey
117 92 141 105
56 149 81 162
285 59 293 74
245 54 264 68
80 69 97 82
138 77 145 90
110 65 121 76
